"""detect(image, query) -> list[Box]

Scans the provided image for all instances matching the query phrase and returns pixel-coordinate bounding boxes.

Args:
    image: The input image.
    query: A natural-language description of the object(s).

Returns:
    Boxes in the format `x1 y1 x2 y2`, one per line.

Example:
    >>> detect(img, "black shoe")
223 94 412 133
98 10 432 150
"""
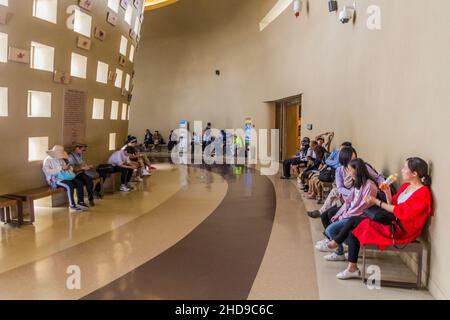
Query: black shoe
77 203 90 211
89 199 95 207
307 210 321 219
280 176 291 180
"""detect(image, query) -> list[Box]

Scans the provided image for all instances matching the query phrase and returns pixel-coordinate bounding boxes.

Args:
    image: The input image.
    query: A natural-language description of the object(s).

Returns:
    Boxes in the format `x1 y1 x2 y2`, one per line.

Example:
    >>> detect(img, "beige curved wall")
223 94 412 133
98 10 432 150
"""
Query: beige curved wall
0 0 143 194
130 0 450 299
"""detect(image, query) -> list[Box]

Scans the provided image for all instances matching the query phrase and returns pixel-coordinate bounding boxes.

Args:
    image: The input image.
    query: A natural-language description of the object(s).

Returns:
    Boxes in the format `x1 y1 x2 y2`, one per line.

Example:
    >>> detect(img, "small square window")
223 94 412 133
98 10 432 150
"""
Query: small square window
31 41 54 72
125 4 133 25
129 45 135 63
107 0 119 13
115 68 123 88
27 90 52 118
134 16 141 35
92 98 105 119
71 52 87 79
0 0 8 6
33 0 58 24
109 133 116 151
74 9 92 38
119 36 128 56
28 136 49 162
121 103 128 120
0 87 7 117
125 74 130 91
0 32 8 63
96 61 108 84
110 101 119 120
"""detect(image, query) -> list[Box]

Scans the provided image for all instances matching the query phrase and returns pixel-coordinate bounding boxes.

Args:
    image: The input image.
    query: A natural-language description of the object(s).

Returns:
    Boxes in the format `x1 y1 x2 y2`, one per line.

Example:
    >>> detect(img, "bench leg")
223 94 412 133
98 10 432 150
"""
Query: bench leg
361 246 367 284
6 207 12 223
0 208 5 224
27 199 35 224
16 202 24 226
417 248 423 289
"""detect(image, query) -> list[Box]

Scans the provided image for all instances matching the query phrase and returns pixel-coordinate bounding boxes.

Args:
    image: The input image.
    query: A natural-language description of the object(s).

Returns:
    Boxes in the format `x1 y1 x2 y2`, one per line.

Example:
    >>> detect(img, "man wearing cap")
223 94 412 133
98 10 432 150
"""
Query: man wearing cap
280 137 311 180
42 145 89 212
68 143 98 207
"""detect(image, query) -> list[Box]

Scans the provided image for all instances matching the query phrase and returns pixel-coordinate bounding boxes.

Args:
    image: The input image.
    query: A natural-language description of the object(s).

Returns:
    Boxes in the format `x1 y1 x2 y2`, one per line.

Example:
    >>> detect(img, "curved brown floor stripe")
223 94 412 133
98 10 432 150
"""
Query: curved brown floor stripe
83 165 276 300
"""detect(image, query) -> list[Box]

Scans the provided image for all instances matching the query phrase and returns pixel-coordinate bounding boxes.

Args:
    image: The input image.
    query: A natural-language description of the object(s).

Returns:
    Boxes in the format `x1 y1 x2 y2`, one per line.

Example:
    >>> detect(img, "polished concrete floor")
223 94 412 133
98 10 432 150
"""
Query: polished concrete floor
0 163 433 300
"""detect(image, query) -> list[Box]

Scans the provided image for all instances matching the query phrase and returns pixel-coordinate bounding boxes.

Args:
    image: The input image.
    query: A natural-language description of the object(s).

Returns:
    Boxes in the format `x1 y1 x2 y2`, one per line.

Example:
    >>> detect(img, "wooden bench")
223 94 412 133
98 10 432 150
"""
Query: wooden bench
0 197 19 225
5 187 65 224
361 240 424 289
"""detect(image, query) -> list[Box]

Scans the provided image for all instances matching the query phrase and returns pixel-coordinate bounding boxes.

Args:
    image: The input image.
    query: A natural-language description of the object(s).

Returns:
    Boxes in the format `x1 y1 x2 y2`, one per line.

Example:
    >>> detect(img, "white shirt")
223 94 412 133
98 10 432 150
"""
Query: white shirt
397 187 420 204
108 150 128 166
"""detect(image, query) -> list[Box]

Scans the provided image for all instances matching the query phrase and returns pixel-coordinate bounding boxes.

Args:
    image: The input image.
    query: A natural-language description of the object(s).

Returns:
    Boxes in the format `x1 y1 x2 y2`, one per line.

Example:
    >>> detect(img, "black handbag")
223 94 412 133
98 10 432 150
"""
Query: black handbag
364 206 408 248
96 164 115 175
318 167 336 183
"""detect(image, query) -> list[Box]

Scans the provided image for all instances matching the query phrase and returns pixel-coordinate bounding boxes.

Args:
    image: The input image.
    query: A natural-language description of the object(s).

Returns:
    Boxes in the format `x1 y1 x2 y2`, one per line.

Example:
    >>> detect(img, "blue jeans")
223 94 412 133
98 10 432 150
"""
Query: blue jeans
325 218 349 256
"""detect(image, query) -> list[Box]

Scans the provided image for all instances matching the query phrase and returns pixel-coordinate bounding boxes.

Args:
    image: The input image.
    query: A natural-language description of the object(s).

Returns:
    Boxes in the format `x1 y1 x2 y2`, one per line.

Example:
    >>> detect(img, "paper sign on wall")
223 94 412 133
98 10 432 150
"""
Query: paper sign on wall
63 89 87 148
8 47 30 64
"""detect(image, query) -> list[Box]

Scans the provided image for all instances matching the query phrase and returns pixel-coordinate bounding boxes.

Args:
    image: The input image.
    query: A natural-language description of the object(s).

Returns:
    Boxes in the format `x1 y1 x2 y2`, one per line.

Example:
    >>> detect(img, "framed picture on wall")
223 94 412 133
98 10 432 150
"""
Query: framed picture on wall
119 55 126 66
107 12 118 26
78 0 94 11
8 47 30 64
108 70 117 82
53 71 72 85
77 36 92 50
129 29 136 40
94 27 106 41
120 0 129 10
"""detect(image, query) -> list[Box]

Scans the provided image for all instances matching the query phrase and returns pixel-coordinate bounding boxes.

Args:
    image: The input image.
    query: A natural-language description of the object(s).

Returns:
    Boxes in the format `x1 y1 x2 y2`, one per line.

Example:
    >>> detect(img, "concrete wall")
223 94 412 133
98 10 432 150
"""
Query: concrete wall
130 0 450 299
0 0 143 194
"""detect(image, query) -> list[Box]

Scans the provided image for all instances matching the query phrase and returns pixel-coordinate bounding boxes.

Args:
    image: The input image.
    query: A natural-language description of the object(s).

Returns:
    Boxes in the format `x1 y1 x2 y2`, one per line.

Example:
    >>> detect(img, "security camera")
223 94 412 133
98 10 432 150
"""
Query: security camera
338 2 356 24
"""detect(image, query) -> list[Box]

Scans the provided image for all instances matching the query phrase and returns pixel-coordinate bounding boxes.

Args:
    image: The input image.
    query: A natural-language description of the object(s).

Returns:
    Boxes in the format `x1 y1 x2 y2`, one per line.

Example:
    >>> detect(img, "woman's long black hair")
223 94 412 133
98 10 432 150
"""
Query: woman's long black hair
407 157 432 187
349 158 371 189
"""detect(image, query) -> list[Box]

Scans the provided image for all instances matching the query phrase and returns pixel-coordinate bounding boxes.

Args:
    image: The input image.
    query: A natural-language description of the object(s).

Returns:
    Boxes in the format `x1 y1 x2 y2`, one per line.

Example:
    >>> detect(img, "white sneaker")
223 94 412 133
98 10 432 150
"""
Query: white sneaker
142 169 152 176
315 239 329 247
120 185 130 192
315 241 335 252
336 268 361 280
324 252 347 261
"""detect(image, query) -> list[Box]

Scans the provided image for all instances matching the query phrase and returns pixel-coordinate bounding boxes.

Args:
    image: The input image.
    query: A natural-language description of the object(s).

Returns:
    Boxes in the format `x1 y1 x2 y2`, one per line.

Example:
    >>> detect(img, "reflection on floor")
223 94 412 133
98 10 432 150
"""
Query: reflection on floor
0 162 434 300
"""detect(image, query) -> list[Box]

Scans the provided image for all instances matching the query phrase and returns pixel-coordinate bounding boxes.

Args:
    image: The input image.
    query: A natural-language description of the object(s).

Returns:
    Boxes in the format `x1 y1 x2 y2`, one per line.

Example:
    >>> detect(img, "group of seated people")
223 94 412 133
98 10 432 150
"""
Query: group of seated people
282 133 433 280
144 129 166 152
42 135 154 213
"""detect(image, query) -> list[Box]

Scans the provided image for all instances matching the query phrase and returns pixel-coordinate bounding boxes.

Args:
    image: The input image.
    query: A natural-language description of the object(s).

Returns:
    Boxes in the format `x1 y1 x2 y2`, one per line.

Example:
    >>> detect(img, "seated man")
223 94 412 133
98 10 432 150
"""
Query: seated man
315 131 334 153
280 137 310 180
43 145 89 212
68 143 98 206
153 130 164 152
144 129 153 150
122 135 151 177
108 146 139 192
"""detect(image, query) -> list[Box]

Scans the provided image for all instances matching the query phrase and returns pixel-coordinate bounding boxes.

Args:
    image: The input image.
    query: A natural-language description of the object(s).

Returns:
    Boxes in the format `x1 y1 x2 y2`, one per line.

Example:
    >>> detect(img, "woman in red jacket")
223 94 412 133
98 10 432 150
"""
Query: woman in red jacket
325 157 432 280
